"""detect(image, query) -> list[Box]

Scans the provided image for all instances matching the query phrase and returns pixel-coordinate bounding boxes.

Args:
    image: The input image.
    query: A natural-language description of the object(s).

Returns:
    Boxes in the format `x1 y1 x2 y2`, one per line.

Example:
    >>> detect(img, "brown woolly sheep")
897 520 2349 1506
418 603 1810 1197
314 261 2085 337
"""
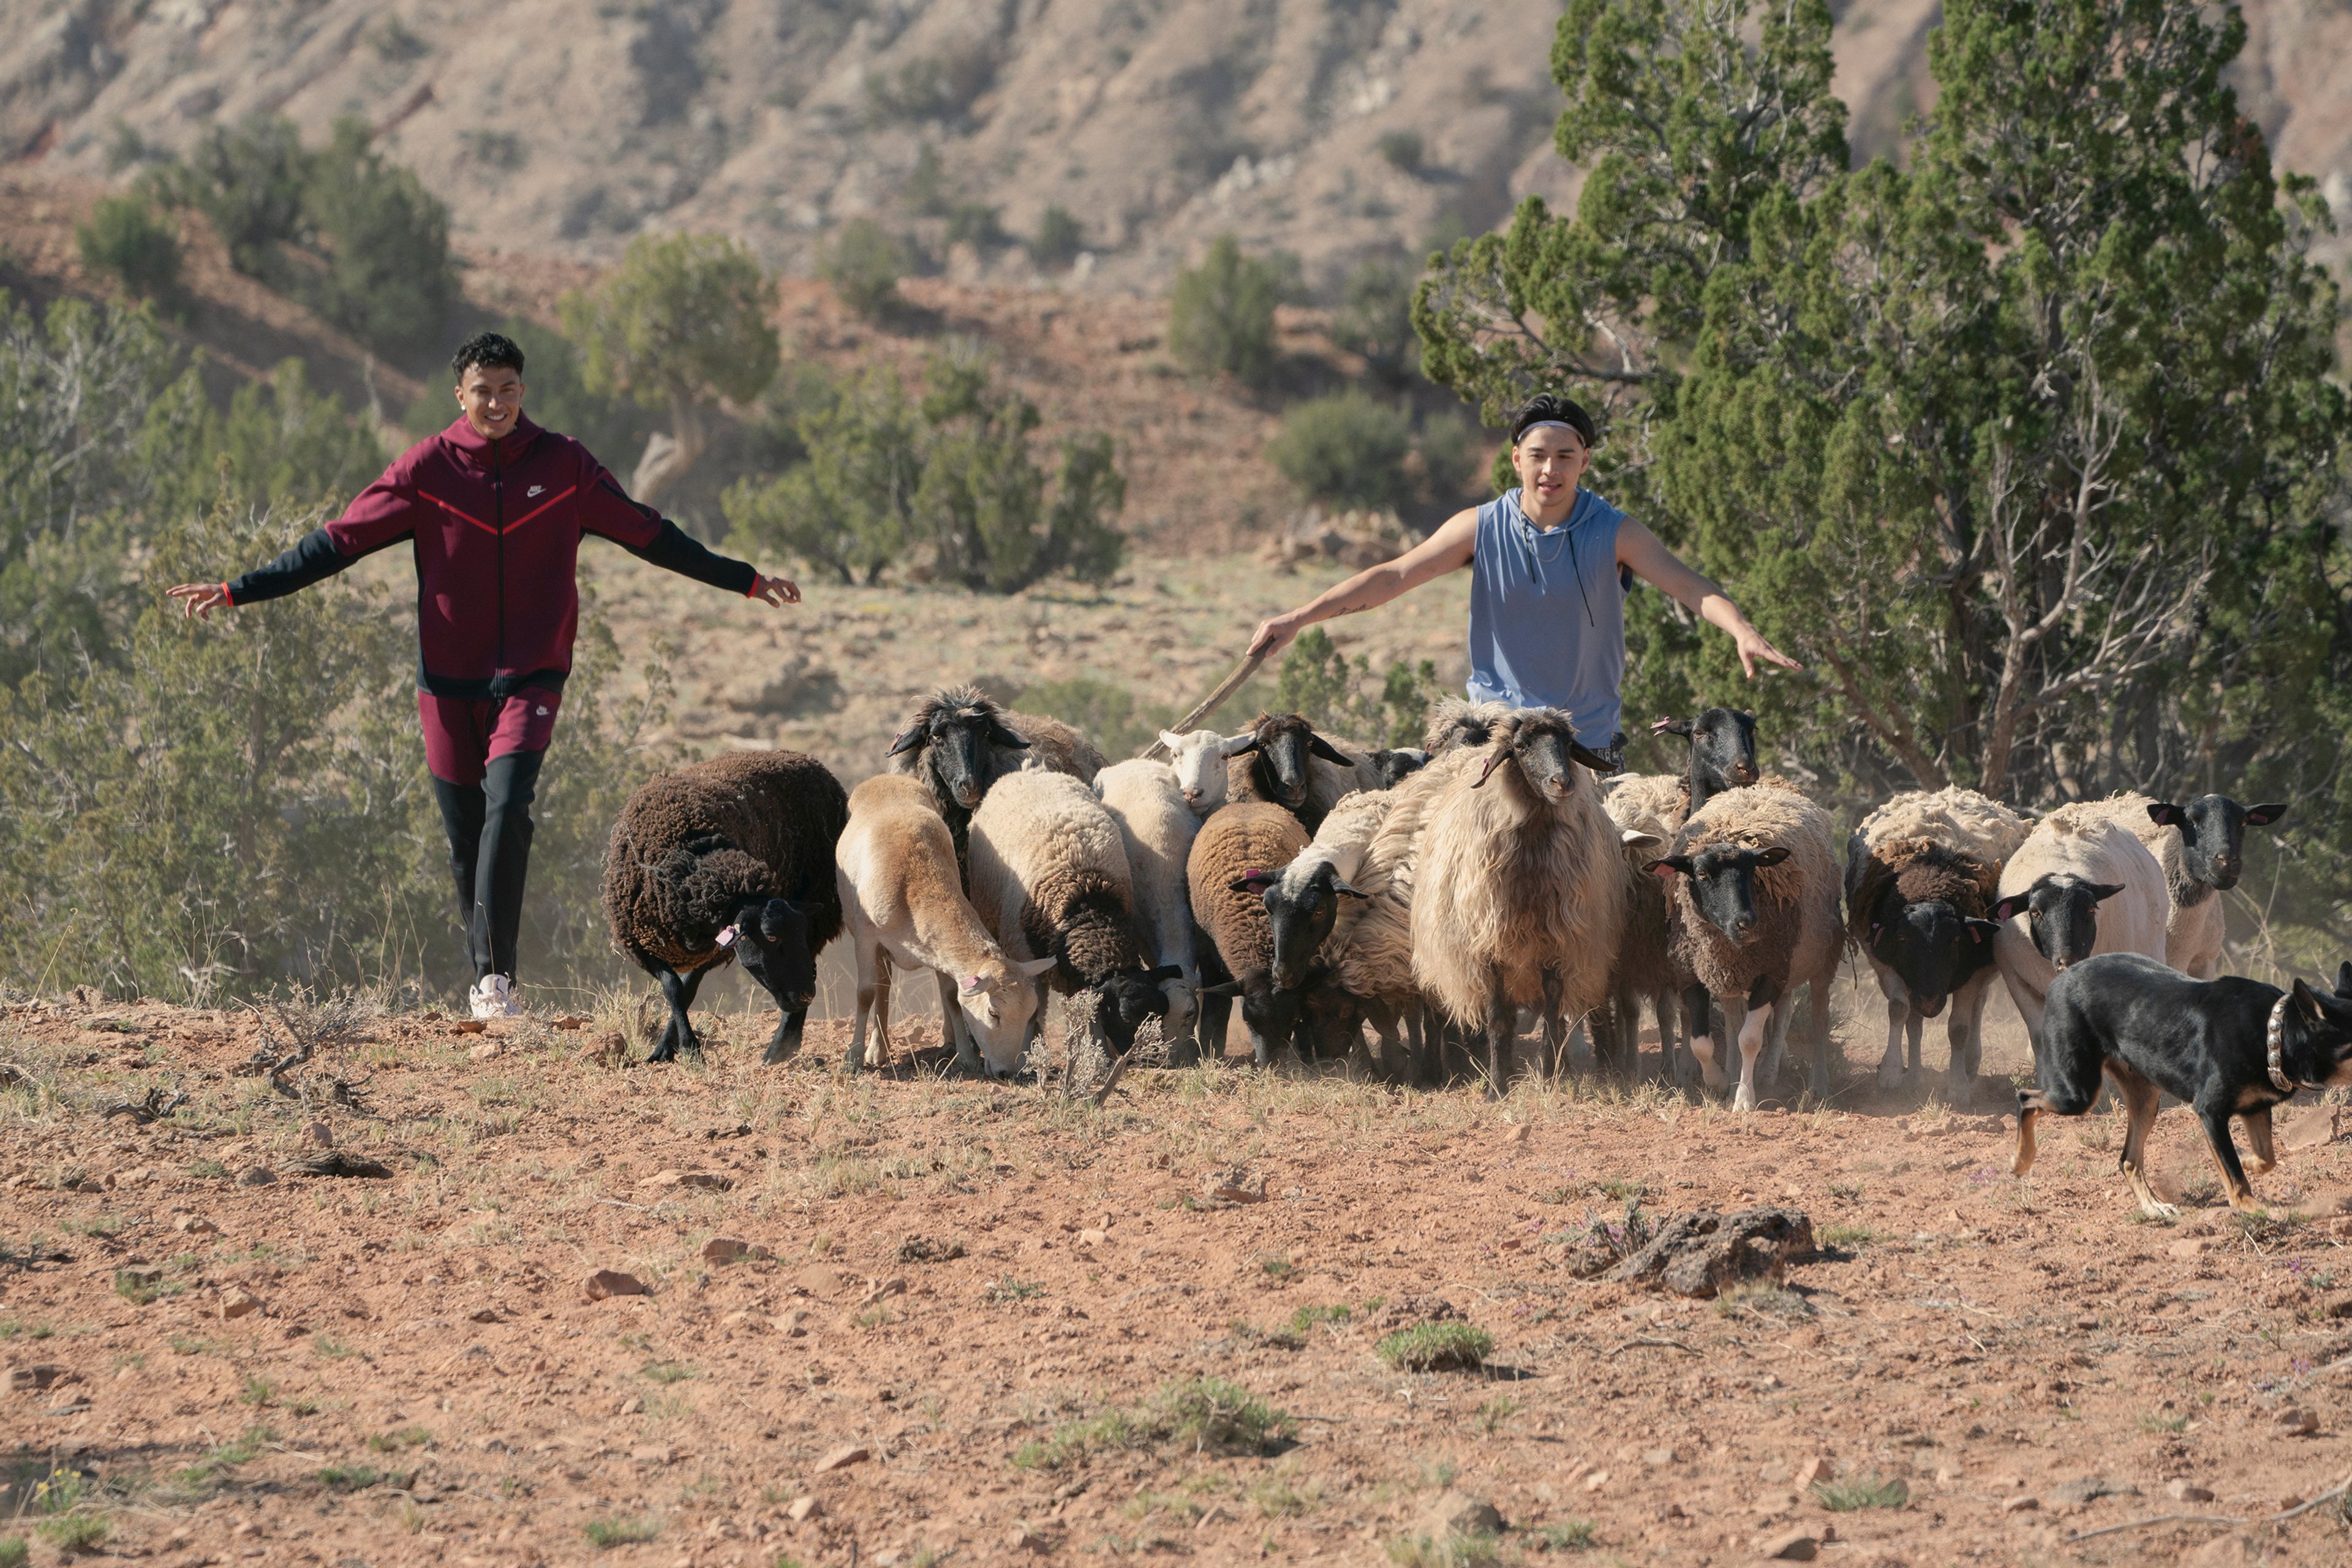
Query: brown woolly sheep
1188 802 1314 1065
1845 786 2032 1101
602 750 848 1065
1411 709 1626 1096
1597 781 1685 1082
1656 778 1841 1110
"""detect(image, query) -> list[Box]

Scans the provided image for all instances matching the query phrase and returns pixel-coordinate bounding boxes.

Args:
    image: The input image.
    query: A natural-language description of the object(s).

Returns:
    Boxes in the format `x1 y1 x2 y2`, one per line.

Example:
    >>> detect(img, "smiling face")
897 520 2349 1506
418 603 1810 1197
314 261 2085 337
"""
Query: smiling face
1511 423 1591 524
456 361 525 441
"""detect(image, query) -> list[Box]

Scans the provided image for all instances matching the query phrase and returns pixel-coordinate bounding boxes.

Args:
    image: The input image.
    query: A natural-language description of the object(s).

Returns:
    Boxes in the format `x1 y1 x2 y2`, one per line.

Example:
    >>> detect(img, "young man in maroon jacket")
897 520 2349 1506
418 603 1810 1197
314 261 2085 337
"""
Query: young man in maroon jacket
168 333 799 1019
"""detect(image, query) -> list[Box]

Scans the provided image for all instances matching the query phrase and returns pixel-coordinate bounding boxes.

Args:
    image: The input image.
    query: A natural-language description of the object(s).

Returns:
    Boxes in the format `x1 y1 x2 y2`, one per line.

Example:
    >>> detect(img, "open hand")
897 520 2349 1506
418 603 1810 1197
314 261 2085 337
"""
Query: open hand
1733 622 1803 679
167 582 232 620
750 573 801 607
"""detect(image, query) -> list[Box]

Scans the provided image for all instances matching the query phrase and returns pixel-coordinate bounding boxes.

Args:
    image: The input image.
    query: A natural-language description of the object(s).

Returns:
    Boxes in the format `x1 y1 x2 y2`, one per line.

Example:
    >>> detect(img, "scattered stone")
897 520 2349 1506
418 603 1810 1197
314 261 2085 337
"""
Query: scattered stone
814 1444 870 1473
1371 1295 1461 1331
643 1169 733 1191
452 1019 488 1035
2167 1480 2216 1503
1201 1167 1266 1205
1755 1529 1819 1561
280 1152 393 1179
1422 1491 1503 1537
2000 1496 2040 1514
469 1307 499 1324
6 1364 68 1392
1792 1457 1828 1490
631 1445 674 1464
2191 1535 2262 1567
2275 1407 2320 1436
856 1276 908 1309
1077 1227 1107 1246
2047 1477 2138 1507
1009 1525 1052 1554
120 1267 162 1287
895 1235 966 1264
786 1495 821 1522
794 1267 843 1297
1644 1447 1679 1466
772 1310 811 1338
219 1287 264 1319
1583 1469 1611 1493
175 1216 220 1236
300 1121 333 1147
584 1270 647 1302
703 1237 773 1264
616 1396 642 1416
467 1040 506 1061
235 1165 276 1186
1607 1207 1815 1298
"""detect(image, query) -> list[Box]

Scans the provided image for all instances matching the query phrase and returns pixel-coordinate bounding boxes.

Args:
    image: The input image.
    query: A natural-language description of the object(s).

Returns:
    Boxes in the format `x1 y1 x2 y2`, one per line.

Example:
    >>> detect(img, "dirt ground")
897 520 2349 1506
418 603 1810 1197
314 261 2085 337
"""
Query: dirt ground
5 982 2352 1568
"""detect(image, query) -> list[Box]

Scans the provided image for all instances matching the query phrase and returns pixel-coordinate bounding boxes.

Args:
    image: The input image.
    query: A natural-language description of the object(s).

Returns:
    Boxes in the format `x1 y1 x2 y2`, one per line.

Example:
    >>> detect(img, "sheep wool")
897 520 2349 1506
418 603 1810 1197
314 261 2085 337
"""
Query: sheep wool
1188 803 1314 987
1666 778 1841 1005
1854 785 2035 869
968 769 1140 993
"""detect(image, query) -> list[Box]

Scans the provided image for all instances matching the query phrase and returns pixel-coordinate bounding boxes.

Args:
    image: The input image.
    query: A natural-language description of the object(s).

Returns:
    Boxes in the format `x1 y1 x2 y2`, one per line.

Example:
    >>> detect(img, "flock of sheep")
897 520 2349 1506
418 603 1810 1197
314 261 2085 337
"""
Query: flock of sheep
600 684 2285 1106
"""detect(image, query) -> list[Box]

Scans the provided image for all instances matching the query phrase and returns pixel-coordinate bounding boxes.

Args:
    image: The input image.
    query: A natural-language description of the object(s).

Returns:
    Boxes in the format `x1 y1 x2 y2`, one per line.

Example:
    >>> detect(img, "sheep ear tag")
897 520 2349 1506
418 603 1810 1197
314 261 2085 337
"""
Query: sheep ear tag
714 925 738 948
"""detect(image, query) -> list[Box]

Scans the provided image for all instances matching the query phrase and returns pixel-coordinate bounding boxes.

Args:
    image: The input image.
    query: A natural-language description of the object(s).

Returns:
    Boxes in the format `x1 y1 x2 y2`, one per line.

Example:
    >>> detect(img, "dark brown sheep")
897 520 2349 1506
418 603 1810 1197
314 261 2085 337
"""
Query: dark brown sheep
602 750 848 1065
1189 802 1313 1065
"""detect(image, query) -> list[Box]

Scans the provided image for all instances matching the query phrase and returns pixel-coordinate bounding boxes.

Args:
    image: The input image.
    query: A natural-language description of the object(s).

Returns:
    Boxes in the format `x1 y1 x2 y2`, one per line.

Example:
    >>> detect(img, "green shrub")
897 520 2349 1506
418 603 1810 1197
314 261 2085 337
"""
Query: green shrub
1014 677 1172 760
1168 235 1282 385
820 218 910 320
1275 628 1441 748
316 1464 382 1491
0 1535 27 1567
1375 1321 1492 1371
77 194 183 305
944 202 1007 249
1376 130 1424 172
1813 1474 1907 1511
584 1516 660 1548
153 115 311 277
301 118 458 360
1031 205 1085 268
216 359 389 513
1331 256 1420 381
1012 1378 1291 1469
1267 390 1415 511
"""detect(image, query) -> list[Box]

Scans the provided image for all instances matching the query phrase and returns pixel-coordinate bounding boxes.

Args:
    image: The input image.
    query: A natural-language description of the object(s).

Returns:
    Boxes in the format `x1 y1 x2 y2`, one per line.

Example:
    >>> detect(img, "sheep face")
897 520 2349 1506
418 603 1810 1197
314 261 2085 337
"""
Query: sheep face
1162 729 1233 815
1991 874 2126 970
955 955 1059 1077
1369 748 1430 789
731 898 818 1008
1092 965 1185 1051
1473 710 1613 804
1653 707 1759 796
2147 795 2287 891
1229 713 1349 812
1246 862 1366 992
891 695 1030 809
1654 844 1793 944
1866 897 2002 1017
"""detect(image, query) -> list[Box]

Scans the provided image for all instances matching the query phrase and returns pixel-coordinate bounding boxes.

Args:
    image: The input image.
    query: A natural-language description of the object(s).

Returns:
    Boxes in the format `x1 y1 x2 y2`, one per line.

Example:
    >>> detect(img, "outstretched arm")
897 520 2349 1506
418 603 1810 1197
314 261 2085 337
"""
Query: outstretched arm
1616 518 1801 679
579 468 797 606
1246 507 1479 660
167 469 419 618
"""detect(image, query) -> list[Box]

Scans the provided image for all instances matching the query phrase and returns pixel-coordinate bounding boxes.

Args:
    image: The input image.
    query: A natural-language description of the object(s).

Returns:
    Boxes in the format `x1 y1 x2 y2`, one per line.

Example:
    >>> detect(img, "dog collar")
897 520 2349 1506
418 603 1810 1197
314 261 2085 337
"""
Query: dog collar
2266 993 2322 1094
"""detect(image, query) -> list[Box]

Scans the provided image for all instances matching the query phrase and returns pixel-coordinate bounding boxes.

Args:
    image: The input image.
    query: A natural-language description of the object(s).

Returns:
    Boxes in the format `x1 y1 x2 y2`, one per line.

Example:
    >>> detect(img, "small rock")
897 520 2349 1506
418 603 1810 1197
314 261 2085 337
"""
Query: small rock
643 1169 732 1191
631 1444 674 1464
2167 1480 2216 1503
2000 1495 2040 1514
1009 1525 1052 1554
1608 1206 1815 1297
856 1277 908 1309
1644 1447 1679 1466
1660 1501 1687 1520
235 1165 276 1186
2047 1477 2137 1507
584 1269 647 1301
2191 1535 2262 1567
219 1287 263 1319
6 1365 67 1392
720 1310 766 1331
467 1041 505 1061
772 1310 812 1338
814 1444 870 1473
1755 1530 1819 1561
1757 1463 1792 1483
1422 1491 1504 1537
2275 1407 2320 1436
794 1266 843 1297
786 1495 821 1522
121 1266 163 1286
616 1396 643 1416
469 1307 499 1324
301 1121 332 1147
1077 1228 1107 1246
1201 1167 1266 1204
175 1216 221 1235
2075 1314 2100 1329
1792 1457 1828 1490
702 1237 772 1264
1583 1469 1611 1493
2168 1238 2209 1261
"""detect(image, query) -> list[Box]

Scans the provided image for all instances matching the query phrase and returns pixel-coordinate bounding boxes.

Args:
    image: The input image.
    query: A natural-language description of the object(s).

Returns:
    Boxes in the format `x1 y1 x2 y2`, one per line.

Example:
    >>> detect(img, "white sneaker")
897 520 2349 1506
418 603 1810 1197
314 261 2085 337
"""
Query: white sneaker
469 974 522 1019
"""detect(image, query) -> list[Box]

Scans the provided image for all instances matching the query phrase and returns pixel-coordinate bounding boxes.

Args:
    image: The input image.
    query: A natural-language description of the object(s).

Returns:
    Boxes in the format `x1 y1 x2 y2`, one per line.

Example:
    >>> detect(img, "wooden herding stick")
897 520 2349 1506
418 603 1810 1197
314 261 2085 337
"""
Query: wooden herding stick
1137 653 1266 761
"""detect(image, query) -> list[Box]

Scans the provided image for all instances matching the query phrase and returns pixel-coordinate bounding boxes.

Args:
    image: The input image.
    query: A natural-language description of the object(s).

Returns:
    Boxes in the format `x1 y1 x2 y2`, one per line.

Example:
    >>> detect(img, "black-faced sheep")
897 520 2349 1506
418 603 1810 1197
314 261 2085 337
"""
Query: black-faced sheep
1649 707 1761 816
1412 709 1626 1096
1991 802 2169 1050
835 775 1058 1079
1092 759 1202 1055
1845 787 2034 1101
602 750 849 1065
1221 711 1363 834
1597 780 1684 1082
1366 748 1430 789
1188 802 1314 1065
2086 792 2287 980
1654 778 1842 1109
888 685 1107 872
967 769 1180 1077
1256 790 1395 1072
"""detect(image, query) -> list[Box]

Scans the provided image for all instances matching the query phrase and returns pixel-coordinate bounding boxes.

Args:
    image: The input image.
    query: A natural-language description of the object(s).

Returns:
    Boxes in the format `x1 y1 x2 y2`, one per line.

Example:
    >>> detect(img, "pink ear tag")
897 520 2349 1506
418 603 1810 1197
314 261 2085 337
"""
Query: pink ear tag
714 926 738 948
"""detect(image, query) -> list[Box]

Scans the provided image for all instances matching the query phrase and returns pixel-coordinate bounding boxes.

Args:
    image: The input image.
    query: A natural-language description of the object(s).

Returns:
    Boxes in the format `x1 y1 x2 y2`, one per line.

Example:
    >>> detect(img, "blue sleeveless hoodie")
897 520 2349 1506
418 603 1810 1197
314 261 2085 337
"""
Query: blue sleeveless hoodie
1464 486 1627 747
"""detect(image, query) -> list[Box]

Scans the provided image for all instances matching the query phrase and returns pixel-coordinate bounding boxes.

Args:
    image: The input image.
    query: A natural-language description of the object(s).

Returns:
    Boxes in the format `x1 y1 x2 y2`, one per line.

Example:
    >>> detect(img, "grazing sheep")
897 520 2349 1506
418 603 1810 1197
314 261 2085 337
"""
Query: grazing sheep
1654 779 1842 1109
834 775 1059 1079
1412 709 1626 1095
1256 791 1397 1071
1188 802 1314 1064
1222 711 1362 834
1846 788 2034 1101
2084 792 2287 980
888 685 1104 872
1092 759 1204 1055
1598 781 1686 1082
968 770 1181 1074
1649 707 1762 816
602 751 848 1065
1990 802 2170 1050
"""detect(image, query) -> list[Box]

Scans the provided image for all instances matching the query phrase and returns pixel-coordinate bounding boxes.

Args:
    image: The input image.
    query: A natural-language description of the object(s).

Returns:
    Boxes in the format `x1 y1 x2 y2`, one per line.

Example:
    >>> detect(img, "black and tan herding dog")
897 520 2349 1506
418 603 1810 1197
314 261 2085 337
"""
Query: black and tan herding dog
2017 952 2352 1217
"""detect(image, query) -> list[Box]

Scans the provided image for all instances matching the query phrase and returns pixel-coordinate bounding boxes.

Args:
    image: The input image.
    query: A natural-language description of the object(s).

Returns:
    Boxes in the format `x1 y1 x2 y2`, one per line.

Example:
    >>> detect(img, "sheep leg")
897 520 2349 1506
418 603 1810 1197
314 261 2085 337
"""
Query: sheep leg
1657 987 1690 1087
1948 970 1993 1106
1683 984 1723 1090
1812 966 1840 1101
1197 989 1232 1067
848 944 880 1075
1875 993 1909 1090
1751 976 1790 1098
1482 969 1513 1099
936 970 981 1073
1540 968 1567 1081
1732 979 1782 1112
1405 998 1433 1088
650 966 706 1065
870 956 897 1074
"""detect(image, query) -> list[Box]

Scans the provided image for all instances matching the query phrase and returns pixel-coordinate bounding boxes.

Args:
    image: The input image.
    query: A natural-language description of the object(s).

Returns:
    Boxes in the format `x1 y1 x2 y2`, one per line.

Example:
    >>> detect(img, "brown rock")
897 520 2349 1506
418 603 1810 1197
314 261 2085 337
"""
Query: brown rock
702 1237 771 1264
1009 1525 1052 1554
1422 1491 1504 1537
2000 1495 2040 1514
1792 1457 1828 1490
176 1216 221 1236
794 1266 843 1297
1607 1207 1815 1298
2275 1407 2320 1436
2166 1480 2216 1503
643 1169 732 1191
786 1495 821 1522
301 1121 333 1147
219 1287 263 1319
468 1307 499 1324
1200 1167 1266 1204
630 1444 674 1464
2192 1536 2263 1567
235 1165 276 1187
856 1276 908 1308
814 1444 870 1473
1755 1530 1819 1561
584 1270 647 1301
6 1364 69 1392
1644 1447 1679 1466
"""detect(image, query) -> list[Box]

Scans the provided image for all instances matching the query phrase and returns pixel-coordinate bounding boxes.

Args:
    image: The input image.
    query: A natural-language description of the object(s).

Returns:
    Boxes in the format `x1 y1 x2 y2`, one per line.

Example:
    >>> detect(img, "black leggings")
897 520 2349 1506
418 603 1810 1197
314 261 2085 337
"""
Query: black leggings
430 750 543 983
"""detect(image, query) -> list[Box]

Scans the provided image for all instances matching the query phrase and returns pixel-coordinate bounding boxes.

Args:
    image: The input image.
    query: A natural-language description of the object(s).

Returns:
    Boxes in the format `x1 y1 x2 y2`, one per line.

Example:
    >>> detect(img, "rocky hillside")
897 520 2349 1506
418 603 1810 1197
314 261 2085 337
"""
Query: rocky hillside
10 0 2346 293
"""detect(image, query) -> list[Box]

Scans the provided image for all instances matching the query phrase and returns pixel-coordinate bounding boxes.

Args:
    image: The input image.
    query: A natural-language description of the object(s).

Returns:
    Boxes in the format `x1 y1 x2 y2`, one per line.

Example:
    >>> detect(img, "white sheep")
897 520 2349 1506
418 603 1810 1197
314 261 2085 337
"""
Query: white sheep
1091 758 1203 1055
1412 709 1627 1095
834 775 1057 1077
1162 728 1234 818
1990 802 2170 1050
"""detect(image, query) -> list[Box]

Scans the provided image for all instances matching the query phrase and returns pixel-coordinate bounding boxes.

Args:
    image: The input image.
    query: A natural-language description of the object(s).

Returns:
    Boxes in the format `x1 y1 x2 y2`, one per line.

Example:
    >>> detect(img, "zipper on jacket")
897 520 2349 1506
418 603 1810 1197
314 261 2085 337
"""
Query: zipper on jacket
492 433 506 677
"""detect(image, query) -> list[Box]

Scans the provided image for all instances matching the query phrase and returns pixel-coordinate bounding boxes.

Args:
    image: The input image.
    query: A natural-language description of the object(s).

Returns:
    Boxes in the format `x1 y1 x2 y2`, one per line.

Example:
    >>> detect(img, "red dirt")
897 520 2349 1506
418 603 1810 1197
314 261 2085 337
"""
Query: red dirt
4 990 2351 1567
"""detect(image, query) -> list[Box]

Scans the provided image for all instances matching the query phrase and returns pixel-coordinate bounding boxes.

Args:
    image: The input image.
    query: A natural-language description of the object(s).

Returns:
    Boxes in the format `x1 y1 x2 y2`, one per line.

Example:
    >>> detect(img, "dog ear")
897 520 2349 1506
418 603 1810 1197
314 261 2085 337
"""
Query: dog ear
1751 846 1792 868
2089 882 2127 904
2245 802 2288 827
2292 978 2326 1023
2146 801 2186 829
2334 960 2352 998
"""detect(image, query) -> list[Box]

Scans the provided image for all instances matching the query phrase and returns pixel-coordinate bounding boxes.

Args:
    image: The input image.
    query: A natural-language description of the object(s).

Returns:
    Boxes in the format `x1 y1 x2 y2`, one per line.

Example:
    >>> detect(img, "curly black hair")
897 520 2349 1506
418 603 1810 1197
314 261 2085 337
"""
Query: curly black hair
451 331 525 380
1509 392 1596 448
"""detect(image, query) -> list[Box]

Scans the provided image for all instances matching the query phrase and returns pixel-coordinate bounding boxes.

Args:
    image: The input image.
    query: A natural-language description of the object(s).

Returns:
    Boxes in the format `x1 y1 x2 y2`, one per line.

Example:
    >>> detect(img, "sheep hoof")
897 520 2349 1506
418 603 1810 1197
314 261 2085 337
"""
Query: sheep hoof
1732 1084 1758 1112
1876 1061 1906 1090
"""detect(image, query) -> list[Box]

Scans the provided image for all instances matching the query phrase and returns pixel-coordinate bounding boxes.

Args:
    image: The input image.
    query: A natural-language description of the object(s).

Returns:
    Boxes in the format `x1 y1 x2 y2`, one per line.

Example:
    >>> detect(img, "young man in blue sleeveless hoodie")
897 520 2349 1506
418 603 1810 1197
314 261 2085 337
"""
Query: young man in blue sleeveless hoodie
1246 393 1796 772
